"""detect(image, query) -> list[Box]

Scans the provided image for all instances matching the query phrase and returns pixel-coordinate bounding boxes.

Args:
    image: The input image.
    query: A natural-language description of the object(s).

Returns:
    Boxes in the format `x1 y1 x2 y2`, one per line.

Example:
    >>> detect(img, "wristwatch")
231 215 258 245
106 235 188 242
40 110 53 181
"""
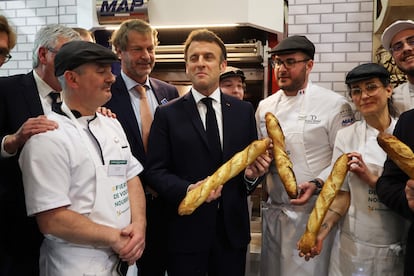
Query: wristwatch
309 179 323 195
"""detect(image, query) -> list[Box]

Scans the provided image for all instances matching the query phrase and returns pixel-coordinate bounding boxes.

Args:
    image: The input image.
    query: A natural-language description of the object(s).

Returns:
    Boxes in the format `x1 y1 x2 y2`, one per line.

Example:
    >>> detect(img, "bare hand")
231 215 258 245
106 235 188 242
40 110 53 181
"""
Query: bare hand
4 115 58 154
245 152 272 179
290 181 316 205
297 236 323 261
405 179 414 211
347 152 377 188
187 179 223 203
118 222 146 265
96 106 117 118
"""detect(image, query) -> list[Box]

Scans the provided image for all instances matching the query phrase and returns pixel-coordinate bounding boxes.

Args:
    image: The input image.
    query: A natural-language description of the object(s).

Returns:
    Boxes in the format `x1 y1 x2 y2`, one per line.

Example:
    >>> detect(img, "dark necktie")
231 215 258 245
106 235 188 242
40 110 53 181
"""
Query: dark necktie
201 97 222 165
49 91 60 112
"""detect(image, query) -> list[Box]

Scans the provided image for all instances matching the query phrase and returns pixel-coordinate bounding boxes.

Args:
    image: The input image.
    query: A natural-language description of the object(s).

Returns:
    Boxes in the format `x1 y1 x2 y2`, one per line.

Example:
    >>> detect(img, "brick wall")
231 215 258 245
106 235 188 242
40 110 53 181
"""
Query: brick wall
0 0 374 95
0 0 78 77
288 0 374 95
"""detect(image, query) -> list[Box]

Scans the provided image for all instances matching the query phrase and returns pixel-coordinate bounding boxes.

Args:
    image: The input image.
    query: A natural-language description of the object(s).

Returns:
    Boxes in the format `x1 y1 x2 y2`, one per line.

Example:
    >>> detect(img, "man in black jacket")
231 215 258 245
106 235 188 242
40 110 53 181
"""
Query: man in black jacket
377 110 414 276
0 24 80 275
104 19 179 276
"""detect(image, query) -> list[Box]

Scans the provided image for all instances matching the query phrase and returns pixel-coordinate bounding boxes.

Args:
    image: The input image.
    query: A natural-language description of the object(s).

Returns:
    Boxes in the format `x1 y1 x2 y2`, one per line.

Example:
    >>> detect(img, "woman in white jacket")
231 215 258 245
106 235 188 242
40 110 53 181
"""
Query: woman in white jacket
299 63 407 275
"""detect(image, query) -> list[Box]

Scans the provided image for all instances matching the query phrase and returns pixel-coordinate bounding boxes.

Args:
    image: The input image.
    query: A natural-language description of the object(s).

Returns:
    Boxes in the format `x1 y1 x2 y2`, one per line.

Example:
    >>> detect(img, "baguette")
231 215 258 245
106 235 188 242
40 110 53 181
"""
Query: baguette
178 138 271 215
377 132 414 179
265 112 298 198
297 153 349 254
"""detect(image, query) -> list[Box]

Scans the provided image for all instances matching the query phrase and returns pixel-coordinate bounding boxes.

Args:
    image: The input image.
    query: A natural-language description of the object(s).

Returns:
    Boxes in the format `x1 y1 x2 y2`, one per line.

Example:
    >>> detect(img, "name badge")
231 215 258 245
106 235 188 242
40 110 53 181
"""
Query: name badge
108 160 127 176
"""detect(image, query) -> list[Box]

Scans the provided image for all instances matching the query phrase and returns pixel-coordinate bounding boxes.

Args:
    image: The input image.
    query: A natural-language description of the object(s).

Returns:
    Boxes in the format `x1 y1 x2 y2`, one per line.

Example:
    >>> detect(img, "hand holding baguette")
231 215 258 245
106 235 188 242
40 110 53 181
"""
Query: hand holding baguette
297 153 349 254
178 138 271 215
377 132 414 179
265 112 298 198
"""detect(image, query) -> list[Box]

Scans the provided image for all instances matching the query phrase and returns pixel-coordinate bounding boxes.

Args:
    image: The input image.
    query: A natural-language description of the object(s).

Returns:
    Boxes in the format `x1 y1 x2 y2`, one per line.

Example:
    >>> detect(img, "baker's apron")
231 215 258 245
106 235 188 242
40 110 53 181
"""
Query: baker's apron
329 127 406 276
40 102 131 276
261 93 334 276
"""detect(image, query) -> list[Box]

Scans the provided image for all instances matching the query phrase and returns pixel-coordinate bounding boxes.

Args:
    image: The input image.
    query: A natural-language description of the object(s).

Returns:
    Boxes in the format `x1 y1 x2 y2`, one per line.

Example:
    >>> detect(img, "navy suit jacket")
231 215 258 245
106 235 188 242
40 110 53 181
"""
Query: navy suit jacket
105 75 179 167
377 109 414 275
145 91 258 252
0 71 44 265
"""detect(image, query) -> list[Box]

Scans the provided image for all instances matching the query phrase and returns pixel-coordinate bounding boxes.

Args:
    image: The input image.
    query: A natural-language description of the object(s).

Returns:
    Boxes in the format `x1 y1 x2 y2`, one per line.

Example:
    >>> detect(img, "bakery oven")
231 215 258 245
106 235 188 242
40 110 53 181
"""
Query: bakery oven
150 26 271 109
94 26 272 109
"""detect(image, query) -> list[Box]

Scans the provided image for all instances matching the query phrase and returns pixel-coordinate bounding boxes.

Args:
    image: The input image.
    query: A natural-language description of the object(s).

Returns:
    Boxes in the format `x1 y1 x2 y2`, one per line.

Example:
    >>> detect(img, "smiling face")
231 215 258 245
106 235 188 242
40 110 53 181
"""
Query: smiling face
349 77 392 118
390 29 414 77
185 41 226 96
65 63 115 115
117 30 156 84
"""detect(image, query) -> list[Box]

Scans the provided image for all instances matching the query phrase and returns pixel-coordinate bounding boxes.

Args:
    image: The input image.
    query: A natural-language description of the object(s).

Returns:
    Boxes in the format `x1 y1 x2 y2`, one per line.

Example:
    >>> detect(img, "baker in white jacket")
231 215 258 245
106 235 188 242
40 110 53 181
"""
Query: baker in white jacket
298 63 407 275
19 41 146 276
381 19 414 112
255 35 354 276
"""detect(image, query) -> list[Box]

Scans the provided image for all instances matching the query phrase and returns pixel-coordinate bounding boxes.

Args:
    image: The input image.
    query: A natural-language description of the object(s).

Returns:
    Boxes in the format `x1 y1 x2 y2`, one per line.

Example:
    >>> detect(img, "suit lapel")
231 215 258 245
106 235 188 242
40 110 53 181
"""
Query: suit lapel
183 92 210 149
149 78 163 105
21 72 44 116
113 77 144 146
149 78 172 106
221 93 233 159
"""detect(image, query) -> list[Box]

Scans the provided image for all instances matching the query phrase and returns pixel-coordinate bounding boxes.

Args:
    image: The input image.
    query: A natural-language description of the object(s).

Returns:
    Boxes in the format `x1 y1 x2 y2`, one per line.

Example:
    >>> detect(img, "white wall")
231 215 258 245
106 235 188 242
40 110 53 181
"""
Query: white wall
0 0 78 76
288 0 374 95
0 0 374 95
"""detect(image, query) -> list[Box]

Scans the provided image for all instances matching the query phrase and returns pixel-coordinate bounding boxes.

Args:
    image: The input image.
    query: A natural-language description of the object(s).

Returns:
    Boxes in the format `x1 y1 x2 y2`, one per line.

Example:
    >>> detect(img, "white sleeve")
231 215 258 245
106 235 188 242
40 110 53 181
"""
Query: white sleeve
19 133 72 216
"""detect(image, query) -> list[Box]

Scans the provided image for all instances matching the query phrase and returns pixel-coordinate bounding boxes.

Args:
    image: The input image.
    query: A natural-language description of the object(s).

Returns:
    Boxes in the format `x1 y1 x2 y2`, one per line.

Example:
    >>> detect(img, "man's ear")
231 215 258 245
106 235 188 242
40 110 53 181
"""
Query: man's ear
64 71 79 88
220 60 227 73
37 47 48 65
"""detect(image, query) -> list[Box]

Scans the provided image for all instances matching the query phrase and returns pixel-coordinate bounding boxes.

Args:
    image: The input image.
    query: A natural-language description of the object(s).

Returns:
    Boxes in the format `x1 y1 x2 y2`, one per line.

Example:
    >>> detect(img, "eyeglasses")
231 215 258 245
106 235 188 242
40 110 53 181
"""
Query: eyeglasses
0 48 11 63
390 35 414 53
350 83 383 97
46 47 59 54
271 58 310 69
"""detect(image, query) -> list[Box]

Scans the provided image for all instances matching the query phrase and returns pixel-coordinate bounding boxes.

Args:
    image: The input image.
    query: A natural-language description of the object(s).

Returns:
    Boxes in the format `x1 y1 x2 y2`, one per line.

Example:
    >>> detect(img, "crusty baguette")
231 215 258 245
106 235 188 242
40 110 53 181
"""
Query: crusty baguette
265 112 298 198
178 138 271 216
297 153 349 254
377 132 414 179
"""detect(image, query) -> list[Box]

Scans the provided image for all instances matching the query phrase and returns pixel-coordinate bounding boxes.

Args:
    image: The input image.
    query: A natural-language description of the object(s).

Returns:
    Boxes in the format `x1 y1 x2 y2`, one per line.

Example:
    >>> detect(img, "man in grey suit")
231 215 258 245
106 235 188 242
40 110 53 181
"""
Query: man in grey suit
104 19 179 276
0 24 80 275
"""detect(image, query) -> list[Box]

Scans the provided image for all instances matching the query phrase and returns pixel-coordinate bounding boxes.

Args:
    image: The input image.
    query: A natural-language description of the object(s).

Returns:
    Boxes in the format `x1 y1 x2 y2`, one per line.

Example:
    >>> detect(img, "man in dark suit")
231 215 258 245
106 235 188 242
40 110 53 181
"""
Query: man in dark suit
377 109 414 276
104 19 179 276
144 29 272 276
0 24 80 275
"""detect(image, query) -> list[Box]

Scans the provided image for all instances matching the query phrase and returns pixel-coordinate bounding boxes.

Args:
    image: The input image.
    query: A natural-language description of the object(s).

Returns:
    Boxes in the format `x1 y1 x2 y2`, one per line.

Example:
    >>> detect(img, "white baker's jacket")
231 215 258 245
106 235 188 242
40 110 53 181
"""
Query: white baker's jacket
393 82 414 113
328 118 407 276
256 81 354 204
20 111 142 219
331 118 406 245
20 107 143 276
256 81 354 276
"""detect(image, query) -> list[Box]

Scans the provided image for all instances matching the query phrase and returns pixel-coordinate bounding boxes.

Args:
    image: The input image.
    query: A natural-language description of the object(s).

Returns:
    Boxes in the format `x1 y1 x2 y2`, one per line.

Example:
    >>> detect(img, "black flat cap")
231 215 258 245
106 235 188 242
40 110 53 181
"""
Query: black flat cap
345 63 390 84
220 66 245 82
269 35 315 59
54 41 119 76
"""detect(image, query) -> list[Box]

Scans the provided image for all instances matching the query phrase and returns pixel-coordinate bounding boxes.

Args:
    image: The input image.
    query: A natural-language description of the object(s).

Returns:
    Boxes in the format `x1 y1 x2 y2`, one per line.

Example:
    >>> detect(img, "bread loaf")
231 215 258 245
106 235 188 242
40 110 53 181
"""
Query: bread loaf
377 132 414 179
178 138 271 215
297 153 349 254
265 112 298 198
